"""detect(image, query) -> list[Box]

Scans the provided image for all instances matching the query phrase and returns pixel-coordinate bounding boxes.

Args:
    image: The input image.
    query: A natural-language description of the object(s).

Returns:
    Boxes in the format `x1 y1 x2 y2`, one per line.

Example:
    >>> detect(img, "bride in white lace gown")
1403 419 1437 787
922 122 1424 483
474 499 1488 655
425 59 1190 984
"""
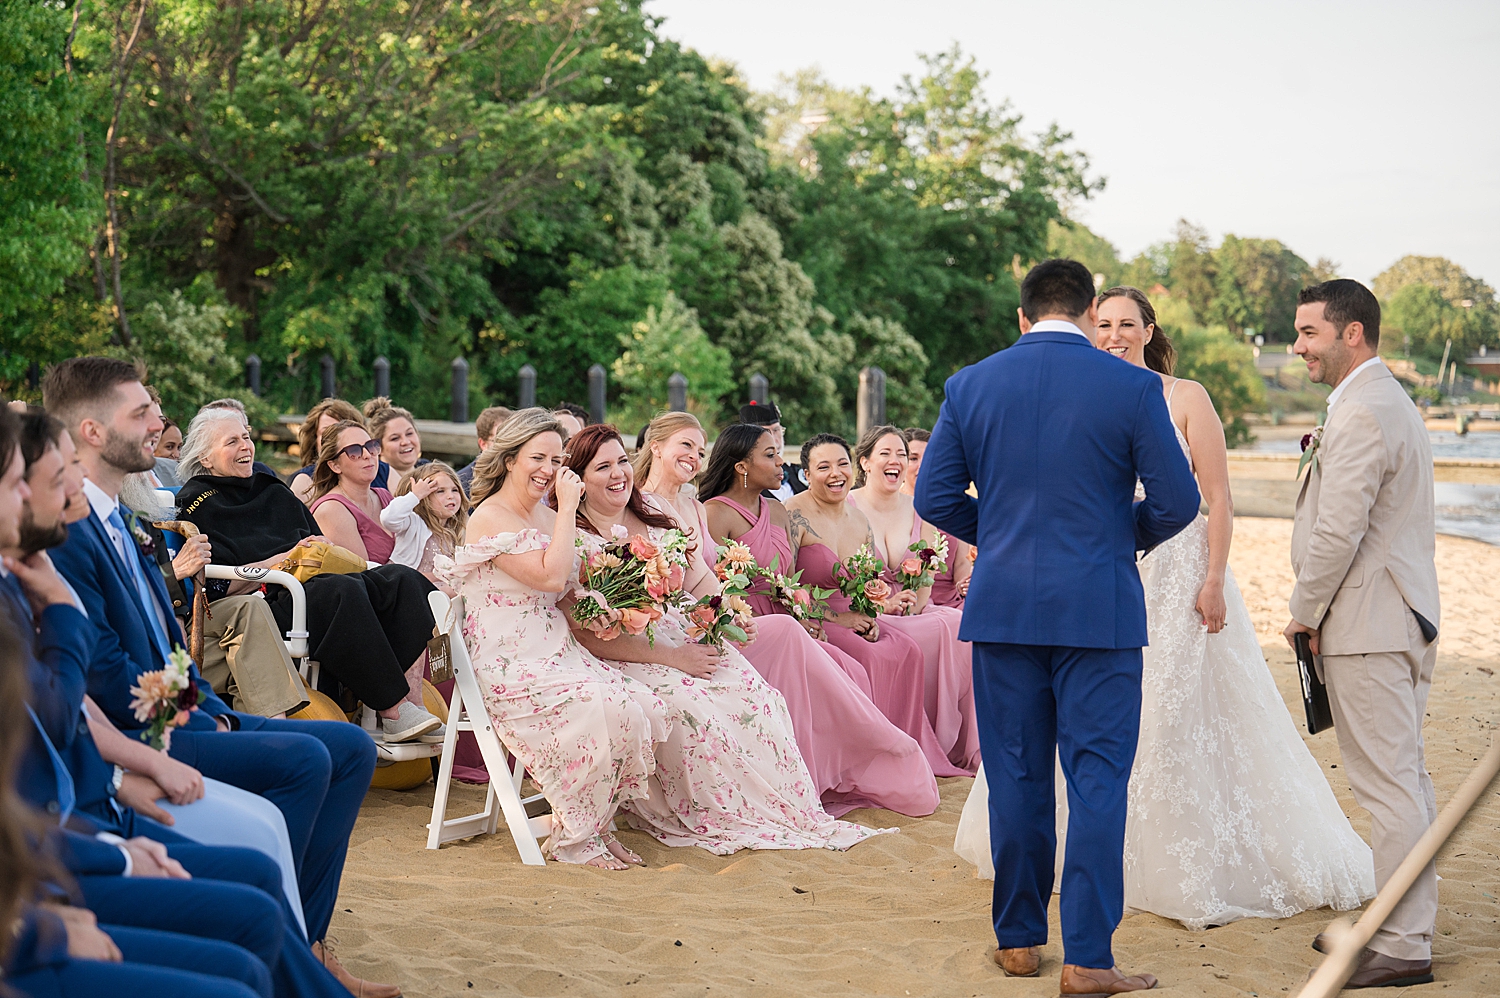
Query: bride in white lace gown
955 288 1375 928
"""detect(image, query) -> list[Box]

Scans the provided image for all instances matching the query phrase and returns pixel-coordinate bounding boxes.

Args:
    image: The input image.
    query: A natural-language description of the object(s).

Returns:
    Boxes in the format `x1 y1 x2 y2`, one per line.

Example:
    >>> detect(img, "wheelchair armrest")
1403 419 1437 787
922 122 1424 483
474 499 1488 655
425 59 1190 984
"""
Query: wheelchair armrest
203 566 310 659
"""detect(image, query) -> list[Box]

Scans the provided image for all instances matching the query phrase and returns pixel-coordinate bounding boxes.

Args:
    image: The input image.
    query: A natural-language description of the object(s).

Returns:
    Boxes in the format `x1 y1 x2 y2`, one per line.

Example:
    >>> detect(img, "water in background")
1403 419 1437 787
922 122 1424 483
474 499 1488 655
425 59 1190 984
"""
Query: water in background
1248 430 1500 545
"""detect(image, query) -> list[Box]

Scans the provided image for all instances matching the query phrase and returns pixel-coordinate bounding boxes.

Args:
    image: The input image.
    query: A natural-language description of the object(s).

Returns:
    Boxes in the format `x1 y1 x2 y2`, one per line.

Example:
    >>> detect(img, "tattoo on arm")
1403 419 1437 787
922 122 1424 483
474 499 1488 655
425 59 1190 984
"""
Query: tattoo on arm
787 509 819 546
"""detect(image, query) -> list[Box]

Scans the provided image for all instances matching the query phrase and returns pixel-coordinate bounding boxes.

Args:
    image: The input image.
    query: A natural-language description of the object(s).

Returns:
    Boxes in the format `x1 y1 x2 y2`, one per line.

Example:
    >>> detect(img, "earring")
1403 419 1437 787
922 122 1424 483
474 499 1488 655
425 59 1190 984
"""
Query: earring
742 471 748 490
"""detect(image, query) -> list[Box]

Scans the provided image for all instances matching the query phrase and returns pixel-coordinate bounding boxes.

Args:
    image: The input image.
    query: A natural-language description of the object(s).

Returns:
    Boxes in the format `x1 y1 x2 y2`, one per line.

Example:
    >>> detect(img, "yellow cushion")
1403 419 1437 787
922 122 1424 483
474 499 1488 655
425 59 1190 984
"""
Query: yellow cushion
288 682 448 791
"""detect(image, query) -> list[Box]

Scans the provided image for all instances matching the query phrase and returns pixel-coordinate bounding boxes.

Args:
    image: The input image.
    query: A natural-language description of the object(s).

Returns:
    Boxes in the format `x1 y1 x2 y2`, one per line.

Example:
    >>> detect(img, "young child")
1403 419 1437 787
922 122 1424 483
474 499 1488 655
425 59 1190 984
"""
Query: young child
381 461 467 582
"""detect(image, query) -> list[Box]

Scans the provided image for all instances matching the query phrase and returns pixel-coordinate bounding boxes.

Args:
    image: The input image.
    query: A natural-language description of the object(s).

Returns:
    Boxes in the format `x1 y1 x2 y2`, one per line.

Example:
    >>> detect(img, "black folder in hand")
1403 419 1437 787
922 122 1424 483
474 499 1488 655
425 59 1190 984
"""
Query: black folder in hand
1294 632 1334 735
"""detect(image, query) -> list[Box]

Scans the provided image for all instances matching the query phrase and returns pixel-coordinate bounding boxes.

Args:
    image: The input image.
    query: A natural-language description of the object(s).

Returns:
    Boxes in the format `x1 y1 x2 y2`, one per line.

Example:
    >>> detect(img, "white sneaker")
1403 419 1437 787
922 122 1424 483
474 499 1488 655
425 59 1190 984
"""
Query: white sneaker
418 723 446 744
382 701 441 743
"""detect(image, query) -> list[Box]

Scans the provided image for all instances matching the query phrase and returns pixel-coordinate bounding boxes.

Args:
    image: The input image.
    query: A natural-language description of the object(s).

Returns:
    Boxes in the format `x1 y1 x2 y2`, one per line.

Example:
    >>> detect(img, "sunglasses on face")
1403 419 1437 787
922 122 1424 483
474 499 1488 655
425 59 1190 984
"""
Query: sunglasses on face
336 440 382 461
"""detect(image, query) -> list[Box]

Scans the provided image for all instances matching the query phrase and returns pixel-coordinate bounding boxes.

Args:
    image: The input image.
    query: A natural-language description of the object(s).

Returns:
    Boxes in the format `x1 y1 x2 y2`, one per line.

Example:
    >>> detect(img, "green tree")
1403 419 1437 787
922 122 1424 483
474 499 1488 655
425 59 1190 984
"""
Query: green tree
1373 255 1496 359
1171 325 1266 448
612 292 733 428
1047 219 1124 287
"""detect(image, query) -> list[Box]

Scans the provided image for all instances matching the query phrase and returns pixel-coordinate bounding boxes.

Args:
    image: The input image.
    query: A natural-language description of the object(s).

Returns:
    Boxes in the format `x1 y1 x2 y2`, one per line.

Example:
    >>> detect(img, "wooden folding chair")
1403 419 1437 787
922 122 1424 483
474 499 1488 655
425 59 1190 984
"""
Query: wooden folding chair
425 591 549 862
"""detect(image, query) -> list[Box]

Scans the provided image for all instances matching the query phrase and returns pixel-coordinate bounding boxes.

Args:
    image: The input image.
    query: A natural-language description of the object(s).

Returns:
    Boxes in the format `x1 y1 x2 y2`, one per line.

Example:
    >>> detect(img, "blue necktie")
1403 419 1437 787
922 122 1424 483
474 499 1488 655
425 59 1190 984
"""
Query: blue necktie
106 507 173 664
28 707 76 825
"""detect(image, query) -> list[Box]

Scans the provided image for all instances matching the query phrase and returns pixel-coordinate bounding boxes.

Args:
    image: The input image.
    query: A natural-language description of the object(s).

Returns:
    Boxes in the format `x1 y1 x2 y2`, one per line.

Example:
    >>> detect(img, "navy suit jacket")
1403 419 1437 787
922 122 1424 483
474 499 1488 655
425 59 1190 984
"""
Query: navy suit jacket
50 506 232 732
914 329 1201 649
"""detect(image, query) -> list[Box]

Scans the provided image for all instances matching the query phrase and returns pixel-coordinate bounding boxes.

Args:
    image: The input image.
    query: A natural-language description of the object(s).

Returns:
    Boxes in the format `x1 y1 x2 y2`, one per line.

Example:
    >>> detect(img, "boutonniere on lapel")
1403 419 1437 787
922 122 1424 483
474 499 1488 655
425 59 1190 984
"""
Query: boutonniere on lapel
1298 422 1326 479
123 510 157 557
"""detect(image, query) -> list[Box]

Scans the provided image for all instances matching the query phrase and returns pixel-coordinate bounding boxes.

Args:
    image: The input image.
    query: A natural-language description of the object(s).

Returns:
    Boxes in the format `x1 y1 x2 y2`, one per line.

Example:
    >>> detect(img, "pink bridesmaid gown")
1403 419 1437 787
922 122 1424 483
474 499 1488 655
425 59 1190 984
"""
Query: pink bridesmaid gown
850 499 982 775
684 496 938 816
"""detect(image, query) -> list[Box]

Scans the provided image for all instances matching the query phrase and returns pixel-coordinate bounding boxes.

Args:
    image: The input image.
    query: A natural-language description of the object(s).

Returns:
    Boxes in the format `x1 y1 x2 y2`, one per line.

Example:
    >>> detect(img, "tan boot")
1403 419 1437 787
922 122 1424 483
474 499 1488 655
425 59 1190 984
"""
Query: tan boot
1059 963 1158 996
312 939 403 998
994 946 1041 977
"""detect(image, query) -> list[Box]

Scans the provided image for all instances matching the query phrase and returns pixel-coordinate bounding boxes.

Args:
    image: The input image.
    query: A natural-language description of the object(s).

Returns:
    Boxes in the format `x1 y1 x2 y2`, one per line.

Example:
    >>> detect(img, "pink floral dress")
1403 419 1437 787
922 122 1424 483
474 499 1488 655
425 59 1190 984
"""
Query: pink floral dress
577 530 891 854
435 530 670 865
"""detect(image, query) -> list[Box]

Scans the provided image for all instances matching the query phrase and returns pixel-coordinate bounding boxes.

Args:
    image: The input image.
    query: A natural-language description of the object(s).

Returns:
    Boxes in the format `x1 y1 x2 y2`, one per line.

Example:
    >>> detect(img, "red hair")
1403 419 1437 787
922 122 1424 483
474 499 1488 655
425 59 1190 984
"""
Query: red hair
556 424 677 534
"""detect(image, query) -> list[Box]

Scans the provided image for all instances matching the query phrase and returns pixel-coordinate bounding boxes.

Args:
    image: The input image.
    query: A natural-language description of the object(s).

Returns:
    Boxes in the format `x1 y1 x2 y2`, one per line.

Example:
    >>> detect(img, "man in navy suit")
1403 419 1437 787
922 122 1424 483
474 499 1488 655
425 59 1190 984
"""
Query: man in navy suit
916 259 1200 994
42 358 397 998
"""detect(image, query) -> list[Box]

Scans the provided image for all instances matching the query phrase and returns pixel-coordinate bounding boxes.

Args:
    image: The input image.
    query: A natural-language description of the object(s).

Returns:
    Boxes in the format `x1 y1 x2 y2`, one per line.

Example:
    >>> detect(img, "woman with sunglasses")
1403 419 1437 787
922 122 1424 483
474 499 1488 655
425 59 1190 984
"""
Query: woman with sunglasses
309 423 395 564
176 408 443 743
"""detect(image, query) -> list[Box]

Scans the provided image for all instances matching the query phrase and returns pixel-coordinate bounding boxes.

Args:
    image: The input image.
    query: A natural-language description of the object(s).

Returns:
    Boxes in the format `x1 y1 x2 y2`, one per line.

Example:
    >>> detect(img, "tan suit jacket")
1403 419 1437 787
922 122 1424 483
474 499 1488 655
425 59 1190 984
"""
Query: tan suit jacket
1290 361 1440 656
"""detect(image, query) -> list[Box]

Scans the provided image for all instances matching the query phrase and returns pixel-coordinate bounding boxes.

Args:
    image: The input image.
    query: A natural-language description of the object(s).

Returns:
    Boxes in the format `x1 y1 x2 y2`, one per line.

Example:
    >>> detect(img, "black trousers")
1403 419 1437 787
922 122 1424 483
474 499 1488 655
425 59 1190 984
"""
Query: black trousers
268 564 435 711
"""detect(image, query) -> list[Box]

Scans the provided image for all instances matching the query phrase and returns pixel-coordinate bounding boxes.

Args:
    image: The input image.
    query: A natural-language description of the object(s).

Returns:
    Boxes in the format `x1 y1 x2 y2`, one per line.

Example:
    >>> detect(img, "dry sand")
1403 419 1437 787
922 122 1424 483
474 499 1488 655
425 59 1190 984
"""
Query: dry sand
327 518 1500 997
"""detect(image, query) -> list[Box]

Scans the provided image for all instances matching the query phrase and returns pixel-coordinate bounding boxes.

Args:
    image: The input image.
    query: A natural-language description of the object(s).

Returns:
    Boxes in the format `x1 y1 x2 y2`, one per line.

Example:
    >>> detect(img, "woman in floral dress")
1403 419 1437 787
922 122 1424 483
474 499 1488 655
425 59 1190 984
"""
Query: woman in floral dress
558 424 887 854
435 409 669 870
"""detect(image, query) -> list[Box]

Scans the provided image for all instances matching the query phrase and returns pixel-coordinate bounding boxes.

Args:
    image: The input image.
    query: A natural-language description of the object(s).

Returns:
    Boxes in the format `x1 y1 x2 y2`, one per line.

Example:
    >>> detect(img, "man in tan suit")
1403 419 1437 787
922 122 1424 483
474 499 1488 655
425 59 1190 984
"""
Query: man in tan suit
1284 279 1441 989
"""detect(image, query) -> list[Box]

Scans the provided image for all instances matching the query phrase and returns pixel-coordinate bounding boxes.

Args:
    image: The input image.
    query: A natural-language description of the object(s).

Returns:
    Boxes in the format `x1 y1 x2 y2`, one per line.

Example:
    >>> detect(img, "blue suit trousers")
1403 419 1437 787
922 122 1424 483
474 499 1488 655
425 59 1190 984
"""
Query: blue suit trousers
168 717 375 942
107 925 272 997
972 642 1143 970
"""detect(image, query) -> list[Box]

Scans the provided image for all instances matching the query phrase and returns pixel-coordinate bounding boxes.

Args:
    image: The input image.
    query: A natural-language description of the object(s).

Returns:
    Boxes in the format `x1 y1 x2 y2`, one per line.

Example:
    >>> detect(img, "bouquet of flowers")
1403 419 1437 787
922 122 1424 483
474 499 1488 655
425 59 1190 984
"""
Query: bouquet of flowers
756 553 836 623
834 545 890 618
893 534 949 592
129 648 204 751
571 525 690 644
684 544 757 648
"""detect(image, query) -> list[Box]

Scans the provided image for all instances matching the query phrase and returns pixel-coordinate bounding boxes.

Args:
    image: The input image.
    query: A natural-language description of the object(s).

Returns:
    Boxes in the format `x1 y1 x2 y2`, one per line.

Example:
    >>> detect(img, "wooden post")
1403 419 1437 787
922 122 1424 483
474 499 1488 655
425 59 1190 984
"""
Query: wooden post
320 354 336 400
587 364 607 425
857 366 886 440
450 356 470 423
245 355 262 397
373 356 390 399
750 372 769 406
518 364 537 409
668 371 688 412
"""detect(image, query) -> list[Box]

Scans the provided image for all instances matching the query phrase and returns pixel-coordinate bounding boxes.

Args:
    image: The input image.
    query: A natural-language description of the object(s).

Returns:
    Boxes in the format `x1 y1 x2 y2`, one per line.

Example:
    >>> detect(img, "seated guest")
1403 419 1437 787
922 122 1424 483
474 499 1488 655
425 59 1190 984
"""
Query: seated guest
308 421 396 564
0 406 363 998
901 427 971 607
199 398 279 479
155 415 182 460
289 399 390 504
175 406 441 742
41 358 392 995
381 462 467 581
362 398 424 488
144 391 181 488
551 401 588 437
738 401 803 500
120 470 309 717
456 405 511 494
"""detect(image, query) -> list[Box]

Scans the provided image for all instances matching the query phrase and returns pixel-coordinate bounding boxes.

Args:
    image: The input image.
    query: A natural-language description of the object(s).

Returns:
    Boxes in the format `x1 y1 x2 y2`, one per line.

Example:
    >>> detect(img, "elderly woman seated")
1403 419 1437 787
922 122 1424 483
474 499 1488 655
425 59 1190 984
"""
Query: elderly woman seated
174 407 442 743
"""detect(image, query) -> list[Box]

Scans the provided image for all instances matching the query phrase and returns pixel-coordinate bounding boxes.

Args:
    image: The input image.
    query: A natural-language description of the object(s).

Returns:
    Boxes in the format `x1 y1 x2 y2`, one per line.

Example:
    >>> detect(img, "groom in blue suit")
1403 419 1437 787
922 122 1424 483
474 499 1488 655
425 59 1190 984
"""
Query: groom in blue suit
916 259 1200 994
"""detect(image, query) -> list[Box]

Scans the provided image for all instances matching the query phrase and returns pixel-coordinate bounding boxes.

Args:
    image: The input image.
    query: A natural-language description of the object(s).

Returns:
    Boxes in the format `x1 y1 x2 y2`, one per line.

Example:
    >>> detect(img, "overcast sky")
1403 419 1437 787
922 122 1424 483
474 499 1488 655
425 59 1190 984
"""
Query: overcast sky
645 0 1499 288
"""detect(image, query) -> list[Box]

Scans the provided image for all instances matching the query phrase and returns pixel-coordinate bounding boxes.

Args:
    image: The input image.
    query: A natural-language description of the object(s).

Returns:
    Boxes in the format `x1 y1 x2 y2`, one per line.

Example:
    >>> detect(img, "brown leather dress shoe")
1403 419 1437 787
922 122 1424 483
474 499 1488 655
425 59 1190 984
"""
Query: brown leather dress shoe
1340 948 1433 989
994 946 1041 977
312 940 403 998
1059 964 1158 996
1311 932 1331 954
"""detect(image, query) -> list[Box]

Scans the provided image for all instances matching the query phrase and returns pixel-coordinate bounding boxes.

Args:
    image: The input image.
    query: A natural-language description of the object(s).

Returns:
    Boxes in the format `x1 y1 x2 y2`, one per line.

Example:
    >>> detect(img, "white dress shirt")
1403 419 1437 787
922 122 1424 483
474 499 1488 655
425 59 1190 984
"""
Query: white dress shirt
83 477 174 641
1028 319 1091 341
1325 356 1386 412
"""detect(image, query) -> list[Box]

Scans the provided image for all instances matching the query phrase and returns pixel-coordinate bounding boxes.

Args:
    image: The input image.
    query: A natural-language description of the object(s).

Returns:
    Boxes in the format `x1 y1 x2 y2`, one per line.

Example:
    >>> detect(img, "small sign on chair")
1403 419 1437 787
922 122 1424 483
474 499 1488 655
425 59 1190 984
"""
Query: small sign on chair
427 632 454 686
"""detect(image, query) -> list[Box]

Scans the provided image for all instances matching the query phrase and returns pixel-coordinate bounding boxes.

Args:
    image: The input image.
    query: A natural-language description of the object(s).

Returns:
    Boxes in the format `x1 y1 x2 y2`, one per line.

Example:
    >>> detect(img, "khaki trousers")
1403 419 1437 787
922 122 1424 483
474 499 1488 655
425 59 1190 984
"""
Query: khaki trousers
197 595 309 717
1322 610 1439 962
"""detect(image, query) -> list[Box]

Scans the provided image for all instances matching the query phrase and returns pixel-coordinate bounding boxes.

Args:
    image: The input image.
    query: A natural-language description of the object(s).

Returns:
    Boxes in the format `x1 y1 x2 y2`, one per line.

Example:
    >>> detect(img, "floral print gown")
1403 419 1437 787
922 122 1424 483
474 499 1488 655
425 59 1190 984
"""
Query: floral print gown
578 531 890 855
436 530 669 865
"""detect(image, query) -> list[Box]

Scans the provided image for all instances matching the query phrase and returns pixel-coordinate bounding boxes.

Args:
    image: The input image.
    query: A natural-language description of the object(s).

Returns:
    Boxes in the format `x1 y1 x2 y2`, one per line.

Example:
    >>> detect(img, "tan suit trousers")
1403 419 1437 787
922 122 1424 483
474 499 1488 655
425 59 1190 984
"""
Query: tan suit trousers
1321 609 1438 962
197 595 309 717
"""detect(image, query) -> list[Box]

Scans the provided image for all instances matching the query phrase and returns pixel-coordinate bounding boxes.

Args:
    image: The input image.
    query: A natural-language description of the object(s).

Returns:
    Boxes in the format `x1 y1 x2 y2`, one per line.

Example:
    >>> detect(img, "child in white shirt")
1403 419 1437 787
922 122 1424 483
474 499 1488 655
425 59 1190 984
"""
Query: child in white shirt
380 462 467 582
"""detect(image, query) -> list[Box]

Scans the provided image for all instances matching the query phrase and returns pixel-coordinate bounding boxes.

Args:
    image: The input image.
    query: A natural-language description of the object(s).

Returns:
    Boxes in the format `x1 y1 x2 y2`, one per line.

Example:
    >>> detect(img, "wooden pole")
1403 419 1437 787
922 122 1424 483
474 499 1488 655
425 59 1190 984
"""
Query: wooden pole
1296 733 1500 998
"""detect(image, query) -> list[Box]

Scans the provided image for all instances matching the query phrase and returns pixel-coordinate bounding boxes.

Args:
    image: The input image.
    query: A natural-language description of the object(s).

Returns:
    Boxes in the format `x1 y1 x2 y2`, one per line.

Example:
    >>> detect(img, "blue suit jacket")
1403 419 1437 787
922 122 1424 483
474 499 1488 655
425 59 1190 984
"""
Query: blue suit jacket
914 329 1201 649
50 506 232 732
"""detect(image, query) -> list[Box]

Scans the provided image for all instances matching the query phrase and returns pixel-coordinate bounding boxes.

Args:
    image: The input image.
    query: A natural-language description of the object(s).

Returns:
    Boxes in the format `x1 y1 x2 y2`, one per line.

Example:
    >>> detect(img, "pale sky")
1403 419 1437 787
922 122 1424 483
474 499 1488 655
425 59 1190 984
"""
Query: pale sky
645 0 1499 289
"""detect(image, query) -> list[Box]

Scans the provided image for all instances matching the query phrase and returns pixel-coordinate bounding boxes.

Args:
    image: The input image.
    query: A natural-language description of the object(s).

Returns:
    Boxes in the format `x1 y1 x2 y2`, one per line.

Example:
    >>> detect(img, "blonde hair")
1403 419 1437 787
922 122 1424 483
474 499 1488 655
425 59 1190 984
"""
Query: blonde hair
394 461 468 553
310 419 370 501
299 398 365 463
470 407 567 507
363 396 416 444
633 411 704 486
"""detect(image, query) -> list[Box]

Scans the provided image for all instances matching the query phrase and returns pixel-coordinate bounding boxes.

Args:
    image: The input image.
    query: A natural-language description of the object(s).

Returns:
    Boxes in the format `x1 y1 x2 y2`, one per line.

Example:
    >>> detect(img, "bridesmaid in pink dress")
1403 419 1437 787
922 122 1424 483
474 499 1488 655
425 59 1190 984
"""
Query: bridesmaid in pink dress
784 434 971 779
903 427 971 608
849 426 980 774
639 415 938 816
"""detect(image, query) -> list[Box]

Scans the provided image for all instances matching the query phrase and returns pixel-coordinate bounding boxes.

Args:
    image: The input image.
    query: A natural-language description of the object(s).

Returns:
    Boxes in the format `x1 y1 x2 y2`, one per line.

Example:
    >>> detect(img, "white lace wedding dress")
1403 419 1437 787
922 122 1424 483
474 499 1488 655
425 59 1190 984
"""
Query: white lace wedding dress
955 417 1376 929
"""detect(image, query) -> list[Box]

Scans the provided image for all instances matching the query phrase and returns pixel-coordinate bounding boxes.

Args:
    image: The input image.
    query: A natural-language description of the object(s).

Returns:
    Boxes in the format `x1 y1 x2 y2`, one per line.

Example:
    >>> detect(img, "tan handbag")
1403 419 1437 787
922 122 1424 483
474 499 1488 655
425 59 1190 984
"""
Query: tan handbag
276 540 368 582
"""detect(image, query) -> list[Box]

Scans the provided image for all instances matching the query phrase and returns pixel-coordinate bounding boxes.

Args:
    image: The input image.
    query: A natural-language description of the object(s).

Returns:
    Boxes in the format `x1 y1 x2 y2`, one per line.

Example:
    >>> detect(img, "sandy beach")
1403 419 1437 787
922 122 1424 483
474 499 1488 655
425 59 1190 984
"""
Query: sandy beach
326 518 1500 998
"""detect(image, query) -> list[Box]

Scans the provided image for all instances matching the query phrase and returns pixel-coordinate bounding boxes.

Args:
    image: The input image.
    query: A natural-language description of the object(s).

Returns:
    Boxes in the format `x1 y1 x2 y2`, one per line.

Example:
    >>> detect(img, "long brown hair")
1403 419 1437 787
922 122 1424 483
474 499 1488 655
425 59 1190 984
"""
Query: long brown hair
393 461 468 552
1099 285 1176 375
363 396 417 446
557 424 676 534
852 424 908 489
298 398 365 464
309 419 370 500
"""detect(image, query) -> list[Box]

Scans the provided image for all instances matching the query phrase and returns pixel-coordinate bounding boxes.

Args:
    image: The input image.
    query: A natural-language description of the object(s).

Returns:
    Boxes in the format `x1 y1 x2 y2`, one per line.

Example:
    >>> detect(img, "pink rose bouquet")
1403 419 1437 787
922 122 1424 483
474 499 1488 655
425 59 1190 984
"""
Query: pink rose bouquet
755 552 835 622
685 545 758 648
835 545 887 617
129 648 204 751
571 528 690 644
893 534 949 592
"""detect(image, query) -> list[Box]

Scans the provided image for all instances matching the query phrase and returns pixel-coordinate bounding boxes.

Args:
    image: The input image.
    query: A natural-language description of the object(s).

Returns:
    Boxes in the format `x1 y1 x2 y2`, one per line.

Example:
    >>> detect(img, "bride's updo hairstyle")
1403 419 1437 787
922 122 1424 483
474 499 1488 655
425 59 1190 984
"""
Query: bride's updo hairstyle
697 423 771 502
851 424 908 489
633 410 705 485
556 423 676 534
1099 285 1176 376
469 407 565 507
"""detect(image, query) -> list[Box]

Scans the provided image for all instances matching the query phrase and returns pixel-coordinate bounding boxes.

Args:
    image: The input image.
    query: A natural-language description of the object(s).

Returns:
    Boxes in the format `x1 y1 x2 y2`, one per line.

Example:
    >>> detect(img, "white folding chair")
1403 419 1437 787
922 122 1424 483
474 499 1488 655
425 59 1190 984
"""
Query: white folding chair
425 591 548 862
